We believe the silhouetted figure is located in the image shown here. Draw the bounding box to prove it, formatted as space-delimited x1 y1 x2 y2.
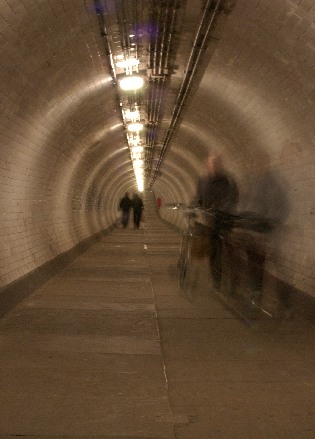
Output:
119 192 132 228
132 193 144 229
193 152 238 291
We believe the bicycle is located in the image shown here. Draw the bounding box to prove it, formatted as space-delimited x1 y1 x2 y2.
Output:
177 208 196 290
174 205 215 299
169 203 276 317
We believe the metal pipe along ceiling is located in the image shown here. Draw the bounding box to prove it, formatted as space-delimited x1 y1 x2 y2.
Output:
150 0 224 186
146 0 178 173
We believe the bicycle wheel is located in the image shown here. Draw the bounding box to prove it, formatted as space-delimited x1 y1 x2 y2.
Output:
177 232 189 287
178 239 193 302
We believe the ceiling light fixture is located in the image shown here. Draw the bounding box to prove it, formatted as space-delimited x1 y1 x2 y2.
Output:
128 123 143 132
132 152 142 160
119 76 144 91
133 160 144 168
137 181 144 192
116 59 140 69
128 134 141 146
124 110 140 121
131 146 144 153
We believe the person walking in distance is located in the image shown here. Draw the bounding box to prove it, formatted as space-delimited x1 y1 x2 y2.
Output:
132 193 144 229
119 192 132 228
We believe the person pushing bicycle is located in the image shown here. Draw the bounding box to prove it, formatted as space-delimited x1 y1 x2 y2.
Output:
191 151 239 292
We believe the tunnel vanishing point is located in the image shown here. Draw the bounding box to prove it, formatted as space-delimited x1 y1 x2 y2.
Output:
0 1 314 316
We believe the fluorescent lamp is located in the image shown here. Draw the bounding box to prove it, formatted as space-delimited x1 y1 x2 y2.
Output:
131 146 144 153
124 110 140 121
133 160 144 168
128 123 143 132
132 152 142 160
116 59 140 69
128 134 141 146
137 181 144 192
120 76 144 91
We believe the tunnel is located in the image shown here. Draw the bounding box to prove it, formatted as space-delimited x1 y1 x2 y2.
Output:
0 0 315 437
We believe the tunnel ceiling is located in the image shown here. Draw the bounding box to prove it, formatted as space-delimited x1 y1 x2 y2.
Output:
0 0 234 194
90 0 232 190
2 0 313 198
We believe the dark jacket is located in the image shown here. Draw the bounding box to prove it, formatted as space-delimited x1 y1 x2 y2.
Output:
132 196 144 213
119 196 132 212
195 173 238 212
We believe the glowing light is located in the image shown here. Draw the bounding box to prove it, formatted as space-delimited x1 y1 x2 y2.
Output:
116 58 140 69
131 146 144 153
133 159 144 168
132 152 142 160
124 110 140 121
128 123 143 132
137 180 144 192
128 134 141 146
115 54 124 60
119 76 144 91
135 171 144 192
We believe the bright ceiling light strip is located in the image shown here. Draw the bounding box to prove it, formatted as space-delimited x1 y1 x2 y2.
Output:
124 110 140 121
120 76 144 91
132 152 142 159
137 181 144 193
128 123 143 132
116 59 140 69
131 146 144 153
133 160 144 168
128 135 141 146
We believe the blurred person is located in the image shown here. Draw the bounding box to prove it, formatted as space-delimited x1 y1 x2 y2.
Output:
192 152 238 291
132 193 144 229
237 159 290 308
194 153 238 213
119 192 132 228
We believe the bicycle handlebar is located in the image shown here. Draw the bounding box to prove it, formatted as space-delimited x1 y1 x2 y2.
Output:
166 204 234 219
165 203 214 215
165 203 276 233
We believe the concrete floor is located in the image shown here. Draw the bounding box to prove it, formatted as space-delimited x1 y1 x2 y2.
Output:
0 197 315 438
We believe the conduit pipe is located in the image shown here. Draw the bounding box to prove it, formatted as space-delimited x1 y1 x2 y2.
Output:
151 0 224 185
94 0 117 80
146 0 178 168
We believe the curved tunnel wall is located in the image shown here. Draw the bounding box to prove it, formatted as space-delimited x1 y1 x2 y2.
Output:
0 1 314 301
156 0 315 296
0 4 130 288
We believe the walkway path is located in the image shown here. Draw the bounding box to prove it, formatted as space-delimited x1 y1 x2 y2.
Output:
0 195 315 438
